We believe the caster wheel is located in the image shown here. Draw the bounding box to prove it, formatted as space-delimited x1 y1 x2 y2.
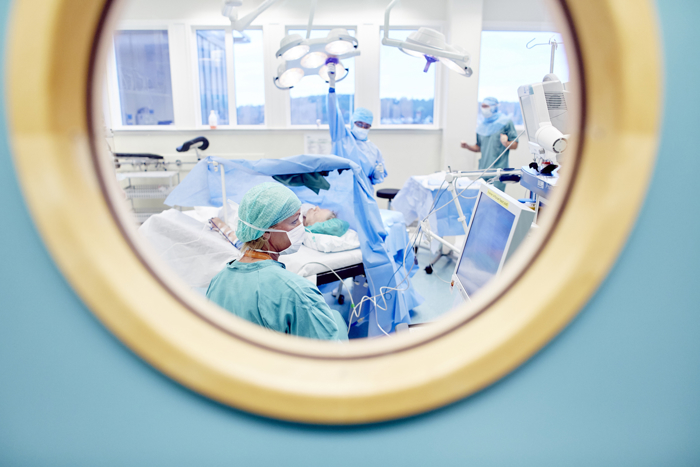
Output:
338 295 345 305
425 265 433 274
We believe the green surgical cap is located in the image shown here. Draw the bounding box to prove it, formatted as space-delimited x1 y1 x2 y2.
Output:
306 218 349 237
236 182 302 243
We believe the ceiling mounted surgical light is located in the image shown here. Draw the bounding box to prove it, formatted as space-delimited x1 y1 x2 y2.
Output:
383 0 473 77
318 59 349 82
275 63 305 88
325 28 358 55
273 1 360 90
300 51 328 69
278 34 310 61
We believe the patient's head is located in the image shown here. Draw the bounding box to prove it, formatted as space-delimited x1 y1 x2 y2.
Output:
303 205 349 237
303 206 335 227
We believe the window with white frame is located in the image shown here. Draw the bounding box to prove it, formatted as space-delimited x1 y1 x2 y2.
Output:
233 30 265 125
196 30 229 125
288 28 355 126
114 30 175 126
195 29 266 126
379 29 436 125
477 31 569 125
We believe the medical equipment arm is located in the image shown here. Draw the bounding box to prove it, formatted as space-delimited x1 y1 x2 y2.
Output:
223 0 282 31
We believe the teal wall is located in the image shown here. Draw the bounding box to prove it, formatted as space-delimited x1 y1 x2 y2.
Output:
1 1 698 465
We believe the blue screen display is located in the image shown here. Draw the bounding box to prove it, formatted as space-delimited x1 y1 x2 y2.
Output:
456 194 516 297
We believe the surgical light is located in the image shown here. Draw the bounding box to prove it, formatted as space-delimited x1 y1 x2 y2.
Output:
404 27 446 51
324 28 357 55
301 51 328 69
274 64 304 89
438 45 473 76
383 0 473 77
272 2 360 90
318 60 349 82
278 34 309 61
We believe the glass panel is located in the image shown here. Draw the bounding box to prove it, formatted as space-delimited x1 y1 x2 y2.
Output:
233 30 265 125
478 31 569 125
196 30 229 125
379 29 435 125
288 29 355 125
114 30 174 126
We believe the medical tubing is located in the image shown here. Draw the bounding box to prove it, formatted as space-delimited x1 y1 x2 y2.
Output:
429 130 525 218
391 132 524 296
298 261 356 309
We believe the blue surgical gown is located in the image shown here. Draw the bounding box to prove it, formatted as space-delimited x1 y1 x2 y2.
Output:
206 260 348 341
327 90 387 187
476 120 518 192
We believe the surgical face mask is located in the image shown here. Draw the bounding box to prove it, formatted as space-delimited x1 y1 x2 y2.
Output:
352 125 369 141
239 218 305 255
480 106 494 118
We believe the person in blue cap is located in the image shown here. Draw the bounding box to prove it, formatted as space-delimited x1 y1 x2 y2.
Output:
327 85 387 189
206 182 348 341
461 97 519 192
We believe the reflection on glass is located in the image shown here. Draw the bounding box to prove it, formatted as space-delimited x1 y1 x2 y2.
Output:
455 194 515 297
114 30 174 126
99 0 574 342
288 29 355 125
379 29 435 125
233 30 265 125
478 31 569 125
197 30 229 125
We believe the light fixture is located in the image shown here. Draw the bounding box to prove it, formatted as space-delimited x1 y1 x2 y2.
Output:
324 28 358 55
438 44 471 75
403 28 446 51
300 51 328 69
274 63 304 89
318 59 349 82
382 0 473 77
277 34 310 61
272 4 360 90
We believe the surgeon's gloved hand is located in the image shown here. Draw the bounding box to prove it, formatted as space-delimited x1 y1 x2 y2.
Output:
500 133 510 147
375 163 385 176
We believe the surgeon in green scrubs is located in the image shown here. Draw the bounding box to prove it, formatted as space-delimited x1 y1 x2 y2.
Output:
206 182 348 341
461 97 519 192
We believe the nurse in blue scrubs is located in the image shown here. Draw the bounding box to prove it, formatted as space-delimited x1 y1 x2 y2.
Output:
327 86 387 189
206 182 348 341
461 97 519 192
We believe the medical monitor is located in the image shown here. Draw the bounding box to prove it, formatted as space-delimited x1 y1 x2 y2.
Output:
451 184 535 302
518 74 570 162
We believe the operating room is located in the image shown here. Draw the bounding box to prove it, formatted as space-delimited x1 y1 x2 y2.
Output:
102 0 575 340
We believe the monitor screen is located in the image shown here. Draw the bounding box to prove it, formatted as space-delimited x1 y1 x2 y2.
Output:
455 194 516 297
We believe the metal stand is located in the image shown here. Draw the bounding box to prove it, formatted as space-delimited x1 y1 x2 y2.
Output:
212 161 228 225
417 169 521 273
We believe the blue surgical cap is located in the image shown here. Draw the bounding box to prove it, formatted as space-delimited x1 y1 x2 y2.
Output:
306 218 350 237
236 182 302 243
483 96 499 107
351 107 373 126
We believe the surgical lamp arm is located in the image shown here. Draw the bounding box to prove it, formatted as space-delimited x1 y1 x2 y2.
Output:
384 0 400 42
226 0 281 31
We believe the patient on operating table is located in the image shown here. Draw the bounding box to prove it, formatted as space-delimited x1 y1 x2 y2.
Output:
301 205 349 237
209 204 349 245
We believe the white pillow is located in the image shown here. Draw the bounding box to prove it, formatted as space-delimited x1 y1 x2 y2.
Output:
303 229 360 253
